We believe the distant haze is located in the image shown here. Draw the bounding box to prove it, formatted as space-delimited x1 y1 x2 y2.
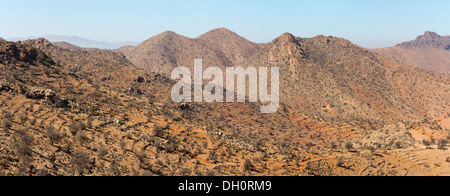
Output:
7 35 140 49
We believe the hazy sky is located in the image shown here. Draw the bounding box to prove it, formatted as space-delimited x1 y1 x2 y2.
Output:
1 0 450 48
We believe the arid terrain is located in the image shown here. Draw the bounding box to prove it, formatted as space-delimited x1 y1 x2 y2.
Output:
0 29 449 176
374 31 450 74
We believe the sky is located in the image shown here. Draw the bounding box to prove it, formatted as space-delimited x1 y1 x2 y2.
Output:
1 0 450 48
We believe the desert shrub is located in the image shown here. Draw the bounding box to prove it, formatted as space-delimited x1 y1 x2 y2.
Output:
109 163 120 176
134 151 147 168
46 125 61 145
330 142 338 149
36 169 51 176
437 140 448 150
70 153 90 176
75 132 89 144
36 54 46 63
423 140 432 147
2 111 13 119
69 121 87 135
2 119 12 130
19 114 28 124
12 129 34 172
205 170 215 176
243 159 254 171
152 125 165 138
336 157 345 168
304 161 333 176
119 140 127 150
164 138 179 153
179 168 192 176
29 117 36 125
345 142 354 151
90 90 103 99
96 147 108 158
43 68 52 76
395 141 403 149
43 58 55 66
15 129 33 145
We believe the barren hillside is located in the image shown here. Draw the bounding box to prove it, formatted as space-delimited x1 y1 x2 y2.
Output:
374 32 450 74
243 33 449 127
0 32 449 176
117 28 262 75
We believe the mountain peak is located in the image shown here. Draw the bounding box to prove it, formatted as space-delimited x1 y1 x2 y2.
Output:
197 28 242 40
206 27 235 34
397 31 450 49
421 31 441 39
272 33 297 45
149 31 179 40
139 31 184 44
160 31 178 36
279 32 295 40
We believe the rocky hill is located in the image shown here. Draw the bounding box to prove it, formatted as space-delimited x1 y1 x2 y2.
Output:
243 33 449 127
117 28 262 75
374 32 450 74
18 38 150 92
397 31 450 49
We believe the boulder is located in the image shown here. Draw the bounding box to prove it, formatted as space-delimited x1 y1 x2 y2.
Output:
25 87 71 108
26 87 48 99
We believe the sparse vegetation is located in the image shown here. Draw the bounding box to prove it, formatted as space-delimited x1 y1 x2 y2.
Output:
345 142 354 151
152 125 165 138
46 124 62 145
437 140 448 150
0 30 448 176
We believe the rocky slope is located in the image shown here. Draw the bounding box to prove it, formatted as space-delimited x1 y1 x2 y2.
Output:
1 32 449 176
374 32 450 74
18 38 151 92
0 39 313 176
243 33 449 128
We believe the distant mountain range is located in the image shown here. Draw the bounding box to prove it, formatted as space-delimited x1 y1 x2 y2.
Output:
6 34 140 49
374 31 450 74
